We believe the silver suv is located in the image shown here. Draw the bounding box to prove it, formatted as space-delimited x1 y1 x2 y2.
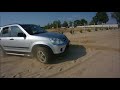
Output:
0 24 70 64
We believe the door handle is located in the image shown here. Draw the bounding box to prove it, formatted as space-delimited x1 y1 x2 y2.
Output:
10 38 14 40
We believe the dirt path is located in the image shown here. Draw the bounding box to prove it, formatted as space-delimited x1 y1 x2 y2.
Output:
0 29 120 78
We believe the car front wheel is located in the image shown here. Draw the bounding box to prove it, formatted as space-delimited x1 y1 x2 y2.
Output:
0 46 6 57
35 47 53 64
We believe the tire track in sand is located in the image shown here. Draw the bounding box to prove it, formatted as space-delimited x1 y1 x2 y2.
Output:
46 51 101 78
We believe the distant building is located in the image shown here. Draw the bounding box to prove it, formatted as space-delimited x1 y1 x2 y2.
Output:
76 24 118 29
61 27 66 28
69 26 74 28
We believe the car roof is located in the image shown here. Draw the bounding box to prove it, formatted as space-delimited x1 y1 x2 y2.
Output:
0 23 20 27
0 24 39 28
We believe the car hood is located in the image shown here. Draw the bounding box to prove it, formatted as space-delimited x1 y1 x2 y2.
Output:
33 32 66 39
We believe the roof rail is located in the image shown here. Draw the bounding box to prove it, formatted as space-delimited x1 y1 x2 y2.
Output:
0 23 20 27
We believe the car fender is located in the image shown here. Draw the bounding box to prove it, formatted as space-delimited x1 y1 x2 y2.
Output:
30 41 54 52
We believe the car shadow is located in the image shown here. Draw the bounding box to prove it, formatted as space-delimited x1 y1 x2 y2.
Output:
1 44 87 64
50 44 87 64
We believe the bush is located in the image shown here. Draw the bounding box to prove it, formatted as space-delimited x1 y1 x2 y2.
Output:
95 28 98 31
80 30 83 33
70 30 74 34
87 29 91 32
106 28 109 30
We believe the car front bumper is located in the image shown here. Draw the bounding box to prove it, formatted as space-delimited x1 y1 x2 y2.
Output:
52 40 70 54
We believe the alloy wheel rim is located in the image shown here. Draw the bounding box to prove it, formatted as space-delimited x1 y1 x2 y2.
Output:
37 50 46 62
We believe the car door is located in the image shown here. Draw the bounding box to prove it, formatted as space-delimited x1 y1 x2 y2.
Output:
0 27 11 50
7 25 31 52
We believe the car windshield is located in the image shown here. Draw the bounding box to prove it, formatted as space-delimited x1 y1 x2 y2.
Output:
20 24 47 35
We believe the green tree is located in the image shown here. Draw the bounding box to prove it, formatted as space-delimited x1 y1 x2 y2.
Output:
89 20 94 25
90 16 98 25
80 19 88 25
52 20 61 28
96 12 109 24
74 20 81 27
90 12 109 25
44 23 54 29
69 21 73 27
62 21 68 28
57 20 61 28
44 23 50 29
111 12 120 24
50 23 53 28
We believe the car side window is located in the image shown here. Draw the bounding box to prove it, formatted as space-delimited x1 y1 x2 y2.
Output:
1 27 10 37
10 26 24 37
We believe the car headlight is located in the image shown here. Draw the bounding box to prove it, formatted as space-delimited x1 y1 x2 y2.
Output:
49 38 64 45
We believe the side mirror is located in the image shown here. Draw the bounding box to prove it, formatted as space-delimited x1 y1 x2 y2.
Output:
17 33 26 38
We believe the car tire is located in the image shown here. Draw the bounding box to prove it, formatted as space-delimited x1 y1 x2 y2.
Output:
35 47 53 64
0 46 6 58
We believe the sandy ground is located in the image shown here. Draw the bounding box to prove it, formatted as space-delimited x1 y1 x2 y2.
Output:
0 29 120 78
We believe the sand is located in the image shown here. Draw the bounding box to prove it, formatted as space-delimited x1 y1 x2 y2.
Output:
0 29 120 78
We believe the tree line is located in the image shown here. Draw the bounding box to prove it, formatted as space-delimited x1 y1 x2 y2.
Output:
43 12 120 29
